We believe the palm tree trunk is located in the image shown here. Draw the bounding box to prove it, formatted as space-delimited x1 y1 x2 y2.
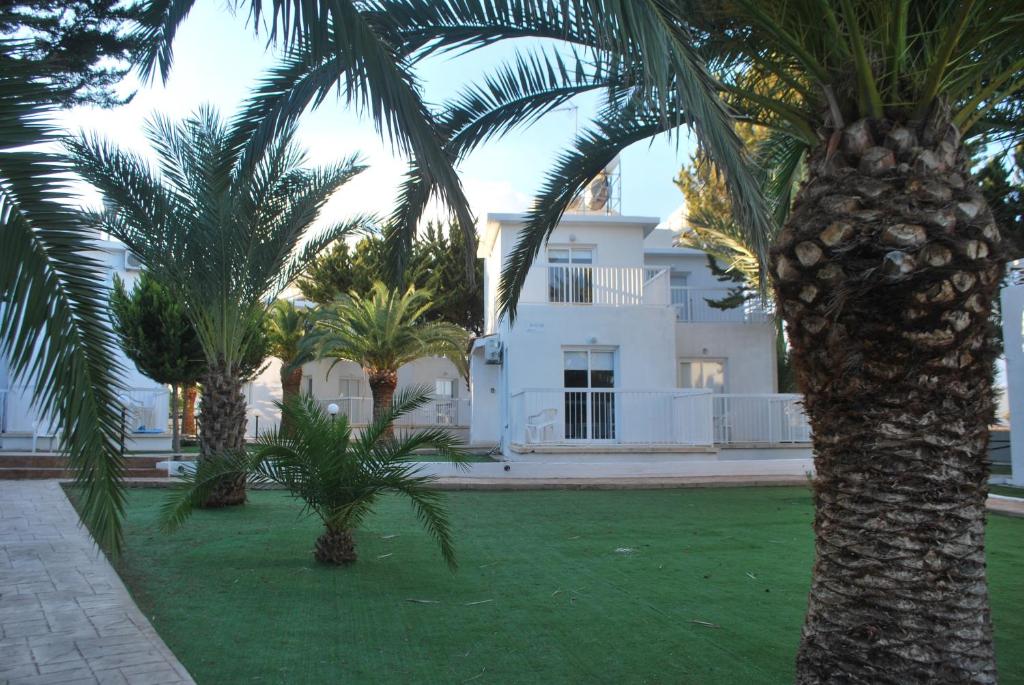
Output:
183 383 197 436
198 360 248 507
170 383 180 453
771 112 1002 683
280 364 302 434
367 368 398 428
314 525 357 565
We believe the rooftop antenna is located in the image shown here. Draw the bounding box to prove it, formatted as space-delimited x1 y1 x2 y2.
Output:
553 103 622 215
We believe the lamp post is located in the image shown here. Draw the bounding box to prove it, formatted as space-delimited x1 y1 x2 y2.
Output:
327 403 339 423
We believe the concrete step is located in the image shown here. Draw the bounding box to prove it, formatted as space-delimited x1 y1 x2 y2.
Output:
0 455 165 469
0 454 168 479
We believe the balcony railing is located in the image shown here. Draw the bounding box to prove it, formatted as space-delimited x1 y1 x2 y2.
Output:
510 388 715 446
671 287 772 323
509 389 810 448
0 385 169 435
316 396 471 428
519 264 670 307
712 394 810 444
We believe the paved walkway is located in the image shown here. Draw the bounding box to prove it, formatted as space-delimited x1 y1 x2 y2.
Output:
0 481 194 685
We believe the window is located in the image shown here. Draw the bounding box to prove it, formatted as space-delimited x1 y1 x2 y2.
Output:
678 359 726 393
338 377 362 398
302 375 313 396
434 379 456 398
548 247 594 303
563 348 616 440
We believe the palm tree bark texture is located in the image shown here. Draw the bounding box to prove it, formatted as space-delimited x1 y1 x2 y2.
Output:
367 368 398 426
315 527 357 565
280 365 303 434
198 360 248 507
771 112 1003 683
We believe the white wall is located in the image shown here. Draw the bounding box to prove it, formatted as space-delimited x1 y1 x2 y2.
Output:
1001 271 1024 486
675 323 778 394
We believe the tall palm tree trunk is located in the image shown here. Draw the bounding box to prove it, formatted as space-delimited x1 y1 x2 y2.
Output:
771 113 1003 683
183 384 197 436
198 360 248 507
367 368 398 429
280 365 303 434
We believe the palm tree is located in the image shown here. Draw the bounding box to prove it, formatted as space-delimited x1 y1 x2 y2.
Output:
68 107 372 507
305 282 470 424
265 299 312 433
139 2 1022 679
0 41 128 552
161 389 465 567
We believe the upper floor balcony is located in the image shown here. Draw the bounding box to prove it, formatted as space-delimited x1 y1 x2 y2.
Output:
516 263 772 323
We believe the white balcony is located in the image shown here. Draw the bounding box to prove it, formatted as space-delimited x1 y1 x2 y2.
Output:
671 287 772 323
509 389 810 449
519 264 670 307
316 396 471 428
511 388 715 447
712 394 810 445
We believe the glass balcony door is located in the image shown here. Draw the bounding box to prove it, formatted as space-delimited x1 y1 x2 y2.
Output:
563 349 616 441
548 247 594 303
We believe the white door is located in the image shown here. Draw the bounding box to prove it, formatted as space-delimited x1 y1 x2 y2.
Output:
548 247 594 303
563 349 616 441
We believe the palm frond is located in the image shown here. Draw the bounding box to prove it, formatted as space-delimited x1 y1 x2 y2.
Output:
0 44 128 552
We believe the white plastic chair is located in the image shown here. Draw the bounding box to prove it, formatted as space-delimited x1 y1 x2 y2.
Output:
31 420 57 452
525 408 558 444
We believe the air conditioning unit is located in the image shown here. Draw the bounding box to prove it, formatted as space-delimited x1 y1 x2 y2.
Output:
483 338 503 365
124 251 144 271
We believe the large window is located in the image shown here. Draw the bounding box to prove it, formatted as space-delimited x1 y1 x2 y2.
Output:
678 359 726 393
548 247 594 304
338 377 362 397
564 348 616 440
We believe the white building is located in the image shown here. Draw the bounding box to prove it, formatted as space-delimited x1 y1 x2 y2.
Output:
0 238 171 452
1000 260 1023 486
468 212 813 473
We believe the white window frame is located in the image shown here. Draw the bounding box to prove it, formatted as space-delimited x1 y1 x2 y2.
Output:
677 358 728 393
562 346 618 442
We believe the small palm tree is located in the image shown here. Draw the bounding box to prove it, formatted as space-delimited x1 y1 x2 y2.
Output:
265 299 312 433
68 106 372 507
161 389 465 567
305 282 470 423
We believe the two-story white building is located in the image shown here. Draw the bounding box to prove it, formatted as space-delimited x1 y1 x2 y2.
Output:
468 212 813 474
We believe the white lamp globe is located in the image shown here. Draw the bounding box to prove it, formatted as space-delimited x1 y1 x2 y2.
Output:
327 403 340 416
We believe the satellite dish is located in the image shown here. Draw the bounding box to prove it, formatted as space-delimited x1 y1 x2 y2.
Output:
566 156 620 214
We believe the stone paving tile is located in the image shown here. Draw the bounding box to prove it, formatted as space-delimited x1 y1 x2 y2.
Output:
0 481 194 684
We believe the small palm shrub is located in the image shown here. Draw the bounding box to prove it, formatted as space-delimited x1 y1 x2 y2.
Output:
161 389 466 567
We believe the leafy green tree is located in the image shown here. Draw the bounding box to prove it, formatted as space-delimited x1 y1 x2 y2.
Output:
109 272 204 451
161 390 465 567
264 299 311 433
69 106 370 507
0 1 144 107
304 283 470 426
298 223 483 334
141 0 1023 677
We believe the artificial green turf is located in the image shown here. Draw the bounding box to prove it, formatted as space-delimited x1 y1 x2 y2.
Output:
102 487 1023 685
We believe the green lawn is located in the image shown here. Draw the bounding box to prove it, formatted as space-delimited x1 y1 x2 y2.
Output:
101 488 1022 684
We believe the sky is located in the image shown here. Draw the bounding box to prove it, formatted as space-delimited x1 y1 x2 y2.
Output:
57 0 695 233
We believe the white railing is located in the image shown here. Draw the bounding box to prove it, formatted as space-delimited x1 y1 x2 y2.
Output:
0 385 169 436
671 287 772 323
510 388 714 446
317 396 471 428
118 388 170 434
713 394 811 444
519 264 670 307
